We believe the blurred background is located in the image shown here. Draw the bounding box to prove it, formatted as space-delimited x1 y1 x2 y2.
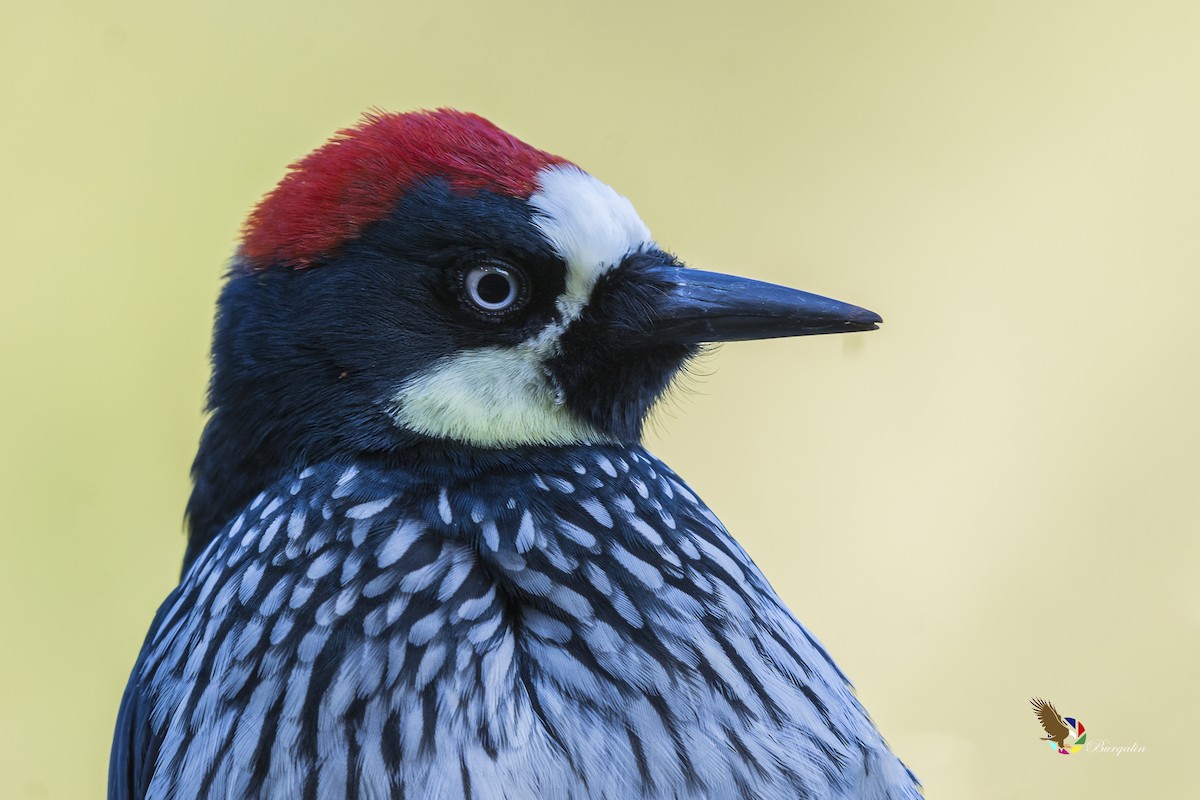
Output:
2 0 1197 796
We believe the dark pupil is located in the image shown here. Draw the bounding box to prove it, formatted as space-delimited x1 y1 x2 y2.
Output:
477 272 512 304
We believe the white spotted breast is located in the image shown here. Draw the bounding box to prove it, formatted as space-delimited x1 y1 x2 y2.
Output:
125 447 920 800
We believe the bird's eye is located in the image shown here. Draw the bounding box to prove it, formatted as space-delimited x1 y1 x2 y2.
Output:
460 261 527 317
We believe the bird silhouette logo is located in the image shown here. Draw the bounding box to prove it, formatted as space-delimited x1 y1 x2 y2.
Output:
1031 698 1087 755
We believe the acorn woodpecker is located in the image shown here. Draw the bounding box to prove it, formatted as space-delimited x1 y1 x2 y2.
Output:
110 110 921 799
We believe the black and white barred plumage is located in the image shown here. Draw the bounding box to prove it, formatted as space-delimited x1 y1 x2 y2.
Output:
114 449 917 799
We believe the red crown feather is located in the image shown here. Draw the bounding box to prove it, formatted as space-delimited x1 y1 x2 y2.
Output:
242 109 570 270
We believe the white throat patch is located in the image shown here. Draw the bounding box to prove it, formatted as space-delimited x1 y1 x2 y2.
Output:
390 165 654 447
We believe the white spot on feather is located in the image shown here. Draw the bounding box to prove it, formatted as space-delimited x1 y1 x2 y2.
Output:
628 514 664 547
377 520 421 567
611 543 664 589
455 587 496 622
515 511 537 553
580 498 613 528
306 551 338 580
286 510 306 541
238 561 265 604
347 496 393 519
415 642 447 688
408 610 445 645
481 521 500 552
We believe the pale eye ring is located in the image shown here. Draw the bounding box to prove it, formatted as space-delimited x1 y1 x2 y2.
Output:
463 263 524 313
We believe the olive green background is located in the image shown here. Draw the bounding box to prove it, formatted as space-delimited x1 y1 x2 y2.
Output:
2 1 1197 797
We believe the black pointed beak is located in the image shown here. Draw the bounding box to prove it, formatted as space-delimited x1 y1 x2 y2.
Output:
638 265 882 344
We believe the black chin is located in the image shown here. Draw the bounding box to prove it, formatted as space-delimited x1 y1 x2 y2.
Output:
548 252 698 442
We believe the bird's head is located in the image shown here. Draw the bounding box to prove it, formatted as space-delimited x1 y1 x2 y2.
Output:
188 109 879 561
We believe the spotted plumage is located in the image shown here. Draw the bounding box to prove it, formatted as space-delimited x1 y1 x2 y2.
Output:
111 110 919 799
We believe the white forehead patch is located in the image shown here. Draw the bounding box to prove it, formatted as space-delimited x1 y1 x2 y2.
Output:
529 164 653 324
